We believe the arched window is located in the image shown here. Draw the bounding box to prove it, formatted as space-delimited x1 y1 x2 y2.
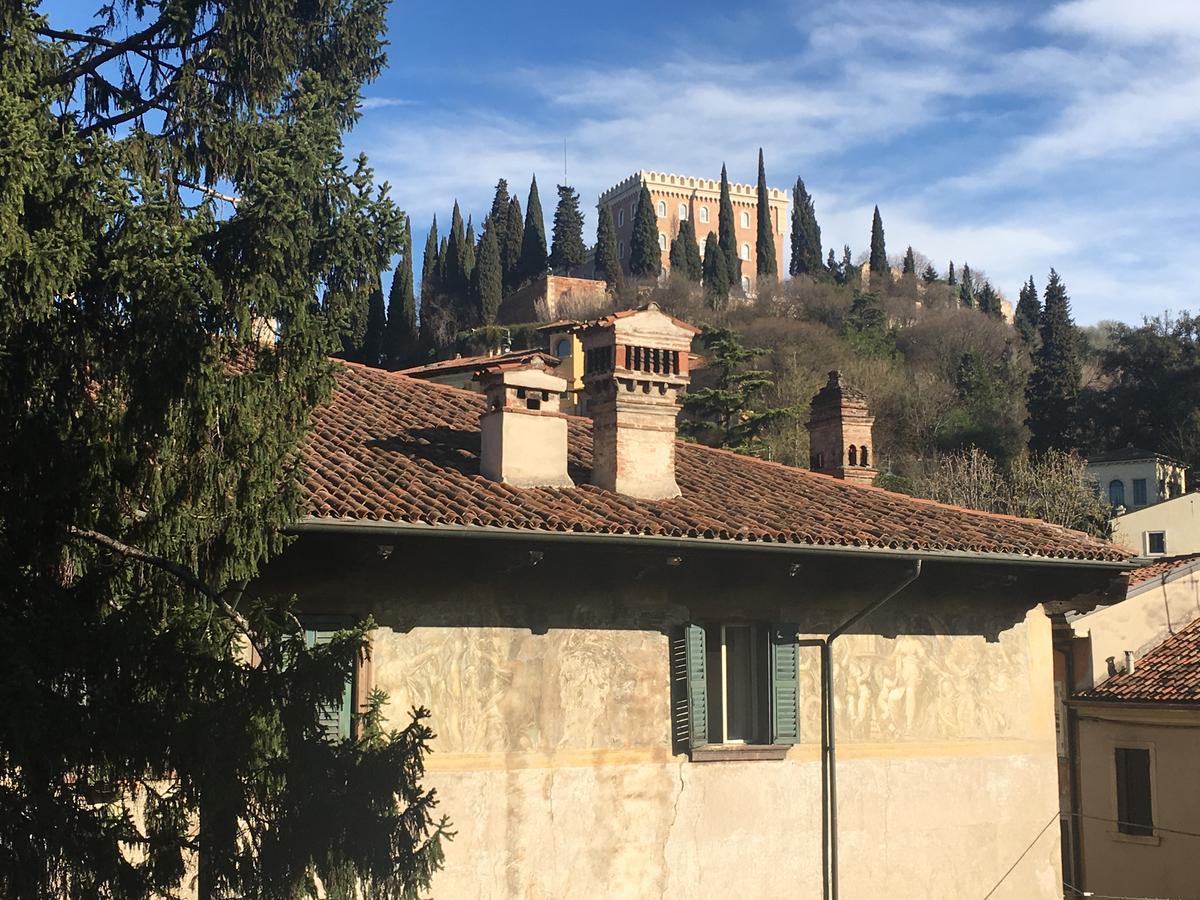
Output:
741 211 750 229
656 200 666 217
678 202 688 220
1108 480 1126 507
618 208 625 227
740 275 751 293
860 445 869 466
848 446 858 466
554 338 571 357
658 233 667 251
699 206 709 224
618 241 624 259
740 243 750 261
697 240 705 258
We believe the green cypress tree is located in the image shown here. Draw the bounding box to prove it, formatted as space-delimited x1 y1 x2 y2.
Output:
826 247 839 280
489 178 510 254
444 201 466 298
629 183 662 280
947 261 957 286
840 245 855 286
680 217 703 282
361 276 387 366
755 148 777 280
669 231 689 275
789 176 824 277
593 204 622 291
1014 276 1040 344
419 217 441 353
868 205 891 288
921 262 938 284
382 218 418 368
902 246 916 276
1 6 446 898
959 264 976 308
502 196 524 294
473 218 503 325
463 215 476 286
703 231 731 308
718 163 741 290
1026 269 1082 452
517 175 548 286
549 184 586 276
976 280 1002 318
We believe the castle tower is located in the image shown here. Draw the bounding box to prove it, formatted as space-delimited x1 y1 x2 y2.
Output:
807 370 877 487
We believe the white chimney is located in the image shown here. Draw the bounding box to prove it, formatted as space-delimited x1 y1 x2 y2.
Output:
476 359 573 488
580 303 697 500
1124 650 1136 675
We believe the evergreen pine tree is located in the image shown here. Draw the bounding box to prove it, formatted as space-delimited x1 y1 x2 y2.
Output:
921 262 938 284
902 246 916 276
680 217 703 282
718 163 741 291
827 247 839 280
947 261 956 286
840 245 855 286
339 286 371 360
1026 269 1082 452
419 217 441 352
959 264 976 308
669 232 689 275
594 204 622 291
444 201 467 298
548 184 586 276
489 179 510 254
473 218 503 325
1 7 446 896
755 148 777 280
502 197 524 294
869 205 891 288
1014 276 1040 344
383 218 418 368
629 183 662 280
361 276 387 366
703 232 731 308
976 281 1002 318
517 175 548 286
463 215 476 286
790 176 824 277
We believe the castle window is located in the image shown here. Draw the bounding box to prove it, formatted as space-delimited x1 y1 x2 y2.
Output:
741 211 750 229
659 233 667 251
678 203 688 221
656 200 666 217
740 243 750 261
618 240 624 259
848 446 858 466
741 275 750 293
699 206 709 224
618 208 625 227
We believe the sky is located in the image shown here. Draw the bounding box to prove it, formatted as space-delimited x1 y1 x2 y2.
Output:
41 0 1200 324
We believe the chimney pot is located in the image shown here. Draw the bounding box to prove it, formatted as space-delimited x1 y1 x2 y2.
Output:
476 359 573 488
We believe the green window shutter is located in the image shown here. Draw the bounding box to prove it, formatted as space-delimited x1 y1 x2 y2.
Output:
770 623 800 745
303 618 355 741
684 622 708 750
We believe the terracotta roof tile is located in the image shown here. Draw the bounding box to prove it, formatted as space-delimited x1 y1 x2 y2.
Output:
301 361 1132 563
1128 553 1200 587
1079 616 1200 704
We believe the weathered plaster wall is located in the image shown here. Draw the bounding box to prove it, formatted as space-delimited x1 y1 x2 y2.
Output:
261 536 1092 899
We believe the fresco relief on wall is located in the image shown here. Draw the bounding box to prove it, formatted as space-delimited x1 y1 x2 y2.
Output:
799 612 1029 743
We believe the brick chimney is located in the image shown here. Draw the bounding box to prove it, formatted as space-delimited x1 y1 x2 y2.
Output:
807 370 877 486
476 358 573 488
581 303 698 499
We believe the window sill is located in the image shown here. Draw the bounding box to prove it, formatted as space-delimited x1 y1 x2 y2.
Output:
691 744 790 762
1108 829 1161 846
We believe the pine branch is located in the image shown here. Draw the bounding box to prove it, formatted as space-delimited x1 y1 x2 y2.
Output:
43 20 169 86
65 525 262 655
177 180 240 206
77 80 177 135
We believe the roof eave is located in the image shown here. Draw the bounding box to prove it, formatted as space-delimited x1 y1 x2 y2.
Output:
289 516 1137 570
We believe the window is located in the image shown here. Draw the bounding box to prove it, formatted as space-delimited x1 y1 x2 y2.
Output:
301 617 356 741
699 206 709 224
554 338 571 358
630 203 636 223
860 445 869 466
678 202 688 221
679 622 799 751
740 210 750 229
1146 531 1167 555
1132 478 1148 506
740 243 750 261
741 275 751 293
656 200 666 217
618 208 625 227
618 240 624 259
1108 480 1125 507
1115 747 1154 836
848 446 857 466
658 232 667 251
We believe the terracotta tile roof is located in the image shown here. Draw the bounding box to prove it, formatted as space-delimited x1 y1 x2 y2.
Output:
1078 617 1200 704
300 361 1133 563
1129 553 1200 587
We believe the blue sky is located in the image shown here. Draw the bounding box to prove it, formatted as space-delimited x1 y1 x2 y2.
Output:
41 0 1200 323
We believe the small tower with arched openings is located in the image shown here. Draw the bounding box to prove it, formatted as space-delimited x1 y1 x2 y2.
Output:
807 370 877 487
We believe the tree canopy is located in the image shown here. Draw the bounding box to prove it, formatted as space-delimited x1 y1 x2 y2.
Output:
789 176 824 277
548 183 585 276
1026 269 1082 453
0 2 447 897
755 149 777 280
629 183 661 280
517 175 548 286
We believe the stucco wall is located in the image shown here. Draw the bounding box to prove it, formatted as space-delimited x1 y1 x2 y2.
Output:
261 536 1100 899
1074 708 1200 898
1112 493 1200 557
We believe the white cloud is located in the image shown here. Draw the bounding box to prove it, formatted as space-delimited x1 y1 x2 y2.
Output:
1044 0 1200 44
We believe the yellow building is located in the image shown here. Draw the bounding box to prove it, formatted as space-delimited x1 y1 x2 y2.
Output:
597 170 788 295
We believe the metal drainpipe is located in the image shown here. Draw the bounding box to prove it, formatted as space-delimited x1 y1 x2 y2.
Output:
810 560 922 900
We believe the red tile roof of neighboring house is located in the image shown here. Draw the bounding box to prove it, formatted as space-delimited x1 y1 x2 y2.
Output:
300 361 1133 563
1078 616 1200 704
1128 553 1200 587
